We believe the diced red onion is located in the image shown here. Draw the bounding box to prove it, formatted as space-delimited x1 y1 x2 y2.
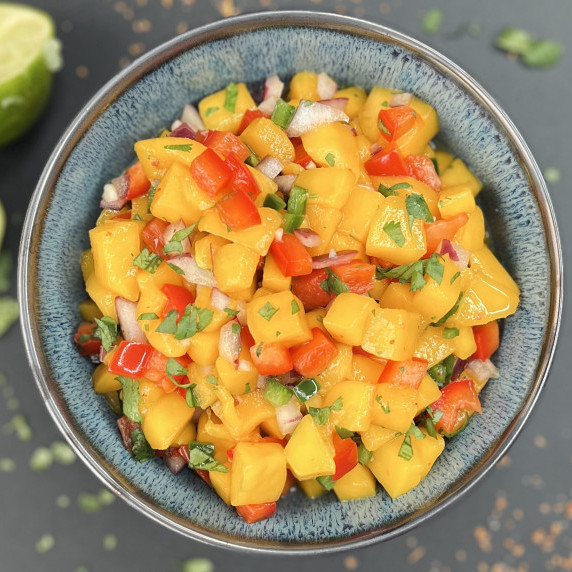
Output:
100 181 128 210
180 103 205 131
274 228 284 242
465 358 499 384
305 160 317 169
319 97 348 111
115 297 147 343
439 239 471 270
286 100 349 138
312 250 357 269
164 455 186 474
390 92 413 107
168 255 218 288
238 360 253 372
98 345 108 364
258 96 278 116
316 72 338 99
210 287 231 311
275 399 303 435
163 221 192 255
274 175 297 194
451 358 469 381
256 156 283 179
169 122 196 139
294 228 321 247
219 320 242 366
263 74 284 101
369 142 383 156
117 416 141 454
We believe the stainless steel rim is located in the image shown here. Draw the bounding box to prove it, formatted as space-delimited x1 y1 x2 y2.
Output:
18 10 563 555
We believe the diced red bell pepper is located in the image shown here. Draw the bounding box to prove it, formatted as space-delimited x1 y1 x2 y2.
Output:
74 322 101 356
250 342 293 375
291 268 333 311
291 137 314 168
139 350 191 385
406 154 442 190
124 161 151 199
378 358 428 388
431 378 482 434
364 147 408 176
236 502 277 524
471 321 500 361
290 328 339 377
225 152 260 198
197 130 251 162
332 430 358 481
216 188 261 230
190 148 232 197
377 106 416 140
269 234 313 277
142 218 170 257
107 340 154 378
237 109 265 135
333 260 376 294
424 213 469 254
111 210 132 220
161 284 195 319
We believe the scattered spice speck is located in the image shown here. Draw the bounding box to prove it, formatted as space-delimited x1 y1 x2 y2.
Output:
35 534 55 554
76 65 89 79
422 9 444 35
408 546 426 564
180 558 214 572
344 555 359 570
0 458 15 472
103 534 118 551
534 435 548 449
544 167 562 184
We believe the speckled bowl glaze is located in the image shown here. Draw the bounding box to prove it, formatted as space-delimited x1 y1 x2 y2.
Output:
19 11 562 553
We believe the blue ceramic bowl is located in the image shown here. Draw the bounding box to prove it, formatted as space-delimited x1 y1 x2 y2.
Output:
19 12 562 553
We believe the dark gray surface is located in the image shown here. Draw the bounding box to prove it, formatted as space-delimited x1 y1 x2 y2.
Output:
0 1 570 570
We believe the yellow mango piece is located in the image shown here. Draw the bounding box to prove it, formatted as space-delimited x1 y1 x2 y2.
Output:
433 149 454 173
280 161 304 176
285 415 335 480
262 252 291 292
454 205 485 252
305 308 327 333
260 413 287 440
150 161 204 226
193 285 232 333
369 278 390 301
198 82 256 134
131 194 152 222
138 378 164 417
230 442 287 506
240 117 295 163
81 249 94 282
216 356 258 396
453 326 477 359
248 164 277 204
92 363 122 394
213 243 260 294
366 195 427 265
90 220 143 301
371 383 418 433
358 86 398 141
352 354 386 385
370 175 440 219
333 463 377 501
304 203 342 257
328 231 368 262
96 207 128 226
413 325 456 367
412 255 463 322
334 86 367 119
416 374 442 414
295 167 355 210
359 424 399 452
197 410 236 463
246 290 311 347
323 292 378 346
210 467 232 505
325 380 374 432
193 234 230 271
85 273 116 322
142 392 194 450
171 422 197 447
315 343 353 394
299 478 327 499
288 71 319 101
437 184 476 219
79 299 102 322
187 330 220 366
379 282 416 312
338 185 383 243
231 279 257 302
198 207 282 256
301 122 361 177
361 307 423 361
395 96 439 157
440 158 482 196
416 428 445 480
134 137 206 181
188 364 220 409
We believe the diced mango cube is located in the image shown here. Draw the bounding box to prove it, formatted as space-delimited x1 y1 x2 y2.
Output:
92 363 122 394
194 234 230 270
351 354 386 385
333 463 377 501
85 273 117 321
453 326 477 359
216 356 258 395
437 184 476 219
298 478 327 499
415 374 442 414
295 167 355 210
304 203 342 257
371 383 418 433
379 282 416 312
454 205 485 252
213 243 259 294
240 117 295 163
440 158 482 196
325 380 374 432
359 424 399 452
288 71 319 101
413 325 456 367
314 343 353 394
262 253 292 292
210 468 232 505
323 292 378 346
338 185 383 244
198 83 256 134
334 86 367 119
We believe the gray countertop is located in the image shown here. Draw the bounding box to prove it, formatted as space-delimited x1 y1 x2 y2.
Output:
1 1 571 570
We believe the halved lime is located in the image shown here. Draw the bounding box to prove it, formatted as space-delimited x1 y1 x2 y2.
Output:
0 3 62 147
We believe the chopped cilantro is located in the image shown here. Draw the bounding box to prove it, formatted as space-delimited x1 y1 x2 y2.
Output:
147 185 157 212
291 299 300 314
162 221 199 255
383 220 405 247
431 292 463 327
157 305 213 340
165 358 189 386
405 193 434 230
308 397 343 425
427 354 456 387
93 316 118 351
244 383 251 394
224 307 239 318
377 117 391 136
35 534 55 554
375 395 390 414
325 153 336 166
495 28 562 68
443 327 459 339
335 426 354 439
186 384 199 408
258 301 278 321
117 377 142 422
450 271 461 285
205 107 219 117
357 442 372 465
231 323 241 335
316 475 336 491
397 424 426 461
223 82 239 113
320 267 349 296
375 253 444 291
156 309 179 334
133 248 162 273
164 144 192 152
425 253 444 284
167 263 184 275
187 442 229 472
425 405 444 438
206 375 218 386
255 343 263 358
29 446 53 472
181 558 214 572
138 312 159 321
130 428 154 462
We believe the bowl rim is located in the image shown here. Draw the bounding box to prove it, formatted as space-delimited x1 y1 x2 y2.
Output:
18 10 563 554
